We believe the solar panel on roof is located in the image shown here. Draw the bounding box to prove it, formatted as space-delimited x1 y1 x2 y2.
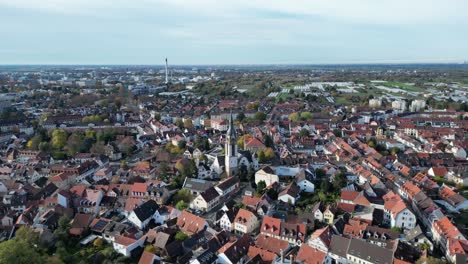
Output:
92 220 108 231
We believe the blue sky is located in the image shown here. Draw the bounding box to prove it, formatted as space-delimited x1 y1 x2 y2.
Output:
1 0 467 65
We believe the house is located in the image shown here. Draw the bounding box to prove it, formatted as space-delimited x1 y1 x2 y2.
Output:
323 206 336 224
438 184 468 212
383 191 416 230
113 235 145 257
247 246 277 264
242 194 272 216
128 200 160 229
328 235 351 264
310 202 324 222
138 251 160 264
233 208 259 235
432 216 465 252
190 186 221 212
405 225 433 251
215 176 240 197
255 166 279 186
428 167 448 178
295 170 315 193
216 207 239 232
307 226 332 252
176 210 208 235
447 238 468 264
76 189 104 215
447 169 468 187
94 167 113 181
260 216 281 238
278 183 301 205
69 213 94 236
279 222 306 245
217 235 252 264
296 244 326 264
255 234 290 256
190 249 217 264
182 178 215 196
346 238 394 264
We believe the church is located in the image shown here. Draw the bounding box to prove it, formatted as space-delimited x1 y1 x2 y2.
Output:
211 112 259 177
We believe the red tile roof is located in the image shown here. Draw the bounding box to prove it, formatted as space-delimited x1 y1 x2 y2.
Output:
337 202 356 213
255 234 289 255
138 251 156 264
247 246 276 263
235 208 256 225
433 216 462 239
341 190 360 202
176 210 207 235
296 244 326 264
260 216 281 236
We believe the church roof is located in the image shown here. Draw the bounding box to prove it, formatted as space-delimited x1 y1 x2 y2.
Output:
226 112 237 139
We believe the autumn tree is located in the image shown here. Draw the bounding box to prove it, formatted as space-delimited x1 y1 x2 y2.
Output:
51 129 67 150
263 147 275 161
289 112 300 122
183 119 193 128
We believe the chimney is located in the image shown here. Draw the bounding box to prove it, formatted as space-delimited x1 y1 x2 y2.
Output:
165 58 169 84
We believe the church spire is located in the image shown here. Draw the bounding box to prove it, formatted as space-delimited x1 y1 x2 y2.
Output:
227 111 236 139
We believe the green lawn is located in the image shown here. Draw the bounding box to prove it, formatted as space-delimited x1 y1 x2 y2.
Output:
381 81 425 92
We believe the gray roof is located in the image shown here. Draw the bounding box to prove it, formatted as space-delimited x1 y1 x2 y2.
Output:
347 238 393 264
405 225 424 241
329 235 350 258
183 178 214 192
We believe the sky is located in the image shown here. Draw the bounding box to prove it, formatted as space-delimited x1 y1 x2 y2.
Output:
0 0 468 65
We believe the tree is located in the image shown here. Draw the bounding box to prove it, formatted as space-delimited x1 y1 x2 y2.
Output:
315 169 326 179
237 134 251 150
257 150 266 163
236 112 246 122
298 128 310 138
236 164 248 182
175 200 188 210
264 147 275 161
93 238 103 248
183 119 193 128
144 245 156 254
28 134 43 150
175 118 184 129
66 133 83 156
332 128 342 137
300 111 313 120
254 112 267 121
263 134 274 148
0 237 45 264
178 140 187 149
51 129 67 150
320 179 331 193
0 226 46 264
256 180 267 194
175 159 197 178
173 189 193 204
175 232 189 241
54 216 71 244
332 173 347 190
288 112 300 122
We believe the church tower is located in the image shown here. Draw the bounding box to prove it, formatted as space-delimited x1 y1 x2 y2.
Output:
225 112 238 177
